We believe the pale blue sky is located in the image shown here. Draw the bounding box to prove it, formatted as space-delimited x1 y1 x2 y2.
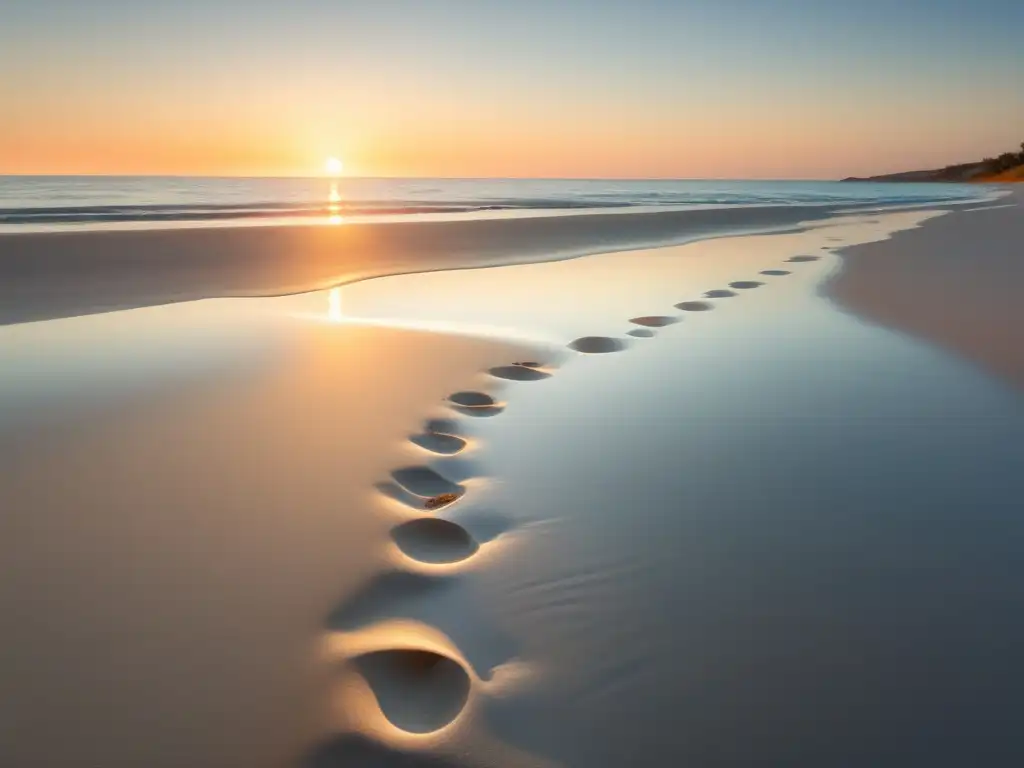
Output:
2 0 1021 177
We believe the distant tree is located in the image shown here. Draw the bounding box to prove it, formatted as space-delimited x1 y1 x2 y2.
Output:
997 153 1019 172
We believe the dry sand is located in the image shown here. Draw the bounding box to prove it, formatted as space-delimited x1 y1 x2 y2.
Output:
827 188 1024 390
0 310 544 768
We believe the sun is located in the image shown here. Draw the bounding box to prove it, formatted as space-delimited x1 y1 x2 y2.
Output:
325 156 343 176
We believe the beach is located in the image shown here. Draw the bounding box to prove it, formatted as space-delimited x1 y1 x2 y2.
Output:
2 185 1023 767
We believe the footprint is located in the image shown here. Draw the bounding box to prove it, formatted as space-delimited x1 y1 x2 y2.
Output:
703 289 737 299
383 468 466 510
448 391 496 408
410 432 467 456
327 570 518 679
674 301 713 312
568 336 628 354
447 391 504 417
787 255 820 262
377 482 462 512
627 329 655 338
353 649 471 734
488 365 551 382
392 518 480 564
392 466 464 498
760 269 791 276
729 280 764 290
629 316 679 328
424 418 464 437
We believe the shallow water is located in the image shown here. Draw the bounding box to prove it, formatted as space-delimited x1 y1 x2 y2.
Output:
0 176 987 229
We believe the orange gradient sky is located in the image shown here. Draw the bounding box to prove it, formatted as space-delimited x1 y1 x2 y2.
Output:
2 1 1022 178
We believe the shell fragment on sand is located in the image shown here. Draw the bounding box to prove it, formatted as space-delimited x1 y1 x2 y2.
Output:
425 492 460 510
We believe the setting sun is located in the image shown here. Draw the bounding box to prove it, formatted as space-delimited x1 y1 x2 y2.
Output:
325 157 343 176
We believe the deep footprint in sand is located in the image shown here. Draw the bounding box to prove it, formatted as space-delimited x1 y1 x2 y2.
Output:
675 301 714 312
760 269 791 276
447 391 505 417
629 316 680 328
787 255 821 262
729 280 764 290
391 467 465 506
392 518 480 564
704 289 737 299
627 328 656 338
568 336 629 354
488 365 551 382
353 649 471 734
410 432 467 456
424 417 464 436
377 482 464 512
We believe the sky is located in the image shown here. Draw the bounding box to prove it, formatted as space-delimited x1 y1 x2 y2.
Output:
1 0 1022 179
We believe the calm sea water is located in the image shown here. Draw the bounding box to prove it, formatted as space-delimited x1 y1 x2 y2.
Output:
0 176 989 228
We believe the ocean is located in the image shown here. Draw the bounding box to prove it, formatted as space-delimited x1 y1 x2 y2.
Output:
0 176 990 229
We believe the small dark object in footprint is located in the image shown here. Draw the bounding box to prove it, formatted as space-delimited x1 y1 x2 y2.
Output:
425 493 460 510
513 361 542 368
760 269 791 276
786 255 820 263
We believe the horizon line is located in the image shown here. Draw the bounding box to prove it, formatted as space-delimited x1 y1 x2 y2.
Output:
1 173 841 182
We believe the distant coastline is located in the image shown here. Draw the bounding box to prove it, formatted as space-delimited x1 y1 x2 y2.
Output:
843 141 1024 183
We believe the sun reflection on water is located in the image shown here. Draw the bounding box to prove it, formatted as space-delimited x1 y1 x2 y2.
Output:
327 183 344 224
327 288 343 322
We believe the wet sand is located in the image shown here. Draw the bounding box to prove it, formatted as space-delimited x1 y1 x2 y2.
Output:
3 197 1024 768
290 206 1024 767
0 203 883 325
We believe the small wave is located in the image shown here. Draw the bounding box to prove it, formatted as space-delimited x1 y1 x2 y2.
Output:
0 199 643 225
0 181 988 227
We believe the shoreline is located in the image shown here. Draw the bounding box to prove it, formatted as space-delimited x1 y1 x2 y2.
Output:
0 198 996 327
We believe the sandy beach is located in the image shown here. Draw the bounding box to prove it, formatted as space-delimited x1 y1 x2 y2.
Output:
2 188 1024 768
829 188 1024 390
